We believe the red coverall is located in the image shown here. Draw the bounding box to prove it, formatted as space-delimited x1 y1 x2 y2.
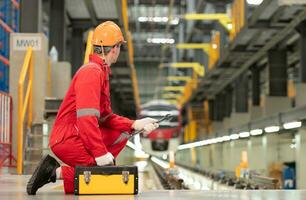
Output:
49 54 134 193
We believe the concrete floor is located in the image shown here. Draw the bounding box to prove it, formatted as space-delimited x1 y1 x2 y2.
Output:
1 174 306 200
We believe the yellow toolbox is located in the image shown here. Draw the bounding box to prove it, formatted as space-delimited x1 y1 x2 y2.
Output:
74 166 138 195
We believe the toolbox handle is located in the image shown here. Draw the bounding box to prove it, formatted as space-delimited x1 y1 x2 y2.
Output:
122 171 129 184
84 171 91 184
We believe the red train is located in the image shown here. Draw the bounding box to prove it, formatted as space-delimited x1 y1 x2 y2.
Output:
138 100 182 156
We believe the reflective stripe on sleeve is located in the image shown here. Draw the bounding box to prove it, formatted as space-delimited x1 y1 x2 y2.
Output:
112 132 130 146
77 108 100 118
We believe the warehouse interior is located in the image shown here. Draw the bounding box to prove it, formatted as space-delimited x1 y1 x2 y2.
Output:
1 0 306 199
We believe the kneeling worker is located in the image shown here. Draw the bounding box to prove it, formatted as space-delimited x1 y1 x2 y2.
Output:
27 21 159 195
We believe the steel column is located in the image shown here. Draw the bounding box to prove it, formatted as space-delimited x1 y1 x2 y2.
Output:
235 75 248 112
20 0 42 32
208 99 215 121
225 88 233 117
71 28 84 76
49 0 66 61
268 50 287 96
252 67 260 106
296 20 306 83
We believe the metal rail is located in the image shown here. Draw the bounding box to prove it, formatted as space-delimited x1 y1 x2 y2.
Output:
151 160 185 190
17 47 33 174
176 162 279 190
0 92 15 167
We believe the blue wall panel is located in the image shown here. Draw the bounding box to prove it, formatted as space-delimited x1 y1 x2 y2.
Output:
0 0 19 92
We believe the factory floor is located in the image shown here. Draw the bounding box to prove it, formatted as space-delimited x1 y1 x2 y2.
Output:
1 172 306 200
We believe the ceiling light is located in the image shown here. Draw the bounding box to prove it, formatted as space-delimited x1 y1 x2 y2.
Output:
246 0 263 5
212 44 218 49
222 136 231 141
230 134 239 140
239 132 250 138
138 16 148 22
216 137 224 143
250 129 263 136
147 38 175 44
264 126 280 133
177 140 205 150
208 138 216 144
227 23 233 30
283 121 302 129
171 18 180 25
138 16 179 25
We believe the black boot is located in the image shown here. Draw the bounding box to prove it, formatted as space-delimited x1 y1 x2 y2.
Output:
26 154 60 195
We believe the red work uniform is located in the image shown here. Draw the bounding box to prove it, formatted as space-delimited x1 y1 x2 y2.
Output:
49 54 134 193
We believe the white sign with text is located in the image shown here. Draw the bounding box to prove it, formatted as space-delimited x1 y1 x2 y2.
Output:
12 36 42 51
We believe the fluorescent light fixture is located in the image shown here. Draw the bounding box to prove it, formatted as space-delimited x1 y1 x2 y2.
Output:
246 0 263 5
222 136 231 141
210 138 218 144
138 16 179 25
198 140 210 146
147 38 175 44
178 133 249 150
283 121 302 130
250 129 263 136
264 126 280 133
227 23 233 30
230 134 239 140
138 16 148 22
239 132 250 138
171 17 180 25
177 140 205 150
177 137 218 150
151 156 169 169
216 137 224 143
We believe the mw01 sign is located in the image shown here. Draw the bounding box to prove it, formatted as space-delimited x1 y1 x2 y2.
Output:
12 36 42 51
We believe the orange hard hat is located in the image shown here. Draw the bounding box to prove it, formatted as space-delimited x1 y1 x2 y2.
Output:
92 21 126 47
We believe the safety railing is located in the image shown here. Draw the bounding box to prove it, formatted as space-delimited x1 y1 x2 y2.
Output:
122 0 141 111
17 47 33 174
0 92 15 168
84 30 93 64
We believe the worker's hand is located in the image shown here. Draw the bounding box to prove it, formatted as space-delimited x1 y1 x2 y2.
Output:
143 123 159 137
95 152 114 166
132 118 158 131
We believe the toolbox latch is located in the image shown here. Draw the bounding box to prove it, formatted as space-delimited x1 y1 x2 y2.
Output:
122 171 129 184
84 171 91 185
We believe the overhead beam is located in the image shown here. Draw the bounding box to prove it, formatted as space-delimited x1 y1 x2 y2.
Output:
167 76 191 82
184 13 232 31
161 62 205 77
83 0 98 26
70 19 118 29
176 43 210 54
163 86 185 92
